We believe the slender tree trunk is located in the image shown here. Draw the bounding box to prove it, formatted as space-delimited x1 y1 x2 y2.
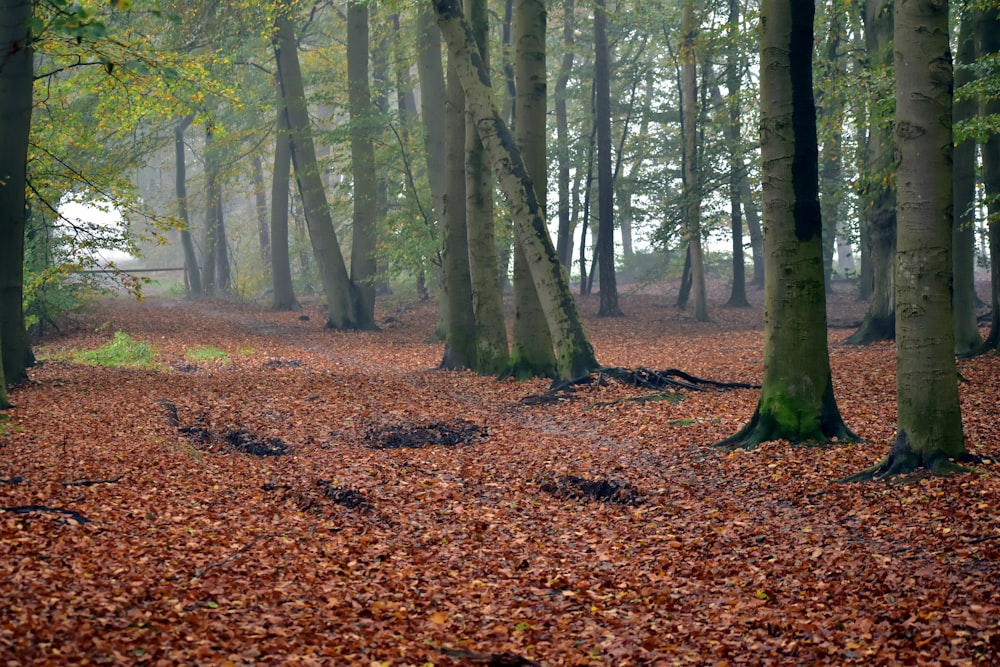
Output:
433 0 599 380
510 0 557 379
274 4 372 329
465 0 510 374
848 0 966 479
215 195 230 294
848 0 896 343
174 115 202 298
719 0 855 449
818 2 845 289
681 0 708 321
252 154 271 262
594 0 623 317
440 54 478 369
347 1 378 323
271 101 298 311
555 0 575 269
0 0 33 394
724 0 748 307
202 124 219 295
979 7 1000 351
953 7 982 354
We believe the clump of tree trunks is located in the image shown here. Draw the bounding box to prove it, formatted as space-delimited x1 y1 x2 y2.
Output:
536 474 644 507
520 367 757 405
363 419 487 450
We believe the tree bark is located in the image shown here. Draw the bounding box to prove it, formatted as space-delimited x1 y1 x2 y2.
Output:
680 0 708 321
274 4 373 330
554 0 575 269
723 0 748 307
252 154 271 262
509 0 557 379
978 8 1000 351
718 0 855 450
270 100 298 311
174 115 202 298
847 0 966 479
594 0 622 317
432 0 599 380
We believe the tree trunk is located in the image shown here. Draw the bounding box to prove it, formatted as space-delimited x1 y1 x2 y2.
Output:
432 0 599 380
252 154 271 262
817 2 845 289
979 8 1000 351
274 4 373 330
681 0 708 322
509 0 557 379
201 124 219 295
440 54 478 370
952 7 982 355
718 0 855 450
0 0 33 393
270 101 298 311
416 8 448 227
723 0 748 307
465 0 510 375
594 0 623 317
848 0 966 479
347 1 378 323
847 0 896 343
554 0 575 269
174 115 202 298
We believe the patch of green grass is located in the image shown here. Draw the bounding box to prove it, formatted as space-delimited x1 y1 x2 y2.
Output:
238 346 256 356
72 331 158 368
185 346 230 364
0 414 22 437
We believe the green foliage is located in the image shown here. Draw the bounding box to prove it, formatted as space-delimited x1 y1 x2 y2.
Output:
69 331 158 368
184 346 230 364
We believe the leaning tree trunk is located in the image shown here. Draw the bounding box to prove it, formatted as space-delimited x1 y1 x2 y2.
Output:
847 0 966 480
274 4 373 330
718 0 855 450
509 0 557 380
432 0 599 380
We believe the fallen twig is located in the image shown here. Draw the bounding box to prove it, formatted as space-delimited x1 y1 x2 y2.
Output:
63 475 123 487
0 477 26 485
1 505 91 524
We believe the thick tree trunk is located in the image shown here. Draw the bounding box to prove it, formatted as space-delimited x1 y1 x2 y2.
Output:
174 115 202 298
347 2 378 323
952 8 982 355
594 0 622 317
270 103 298 311
440 56 478 370
848 0 966 479
465 0 510 375
718 0 855 450
274 5 372 330
0 0 32 395
433 0 599 380
509 0 557 379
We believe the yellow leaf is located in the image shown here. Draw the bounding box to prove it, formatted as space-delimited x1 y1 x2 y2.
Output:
428 610 448 625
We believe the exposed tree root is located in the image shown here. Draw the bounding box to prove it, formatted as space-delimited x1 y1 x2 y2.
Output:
1 505 91 525
842 451 982 483
521 366 756 405
715 404 858 451
63 476 123 487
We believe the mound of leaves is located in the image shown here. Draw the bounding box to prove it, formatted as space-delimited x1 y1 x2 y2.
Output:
537 474 645 506
364 418 487 450
316 479 371 511
224 429 290 457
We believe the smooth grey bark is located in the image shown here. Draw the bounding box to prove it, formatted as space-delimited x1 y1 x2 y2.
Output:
174 115 202 297
347 1 378 322
465 0 510 375
252 154 270 261
274 5 372 329
723 0 748 307
719 0 855 449
270 103 298 311
979 8 1000 351
416 8 448 226
554 0 575 268
432 0 599 380
594 0 622 317
680 0 708 321
509 0 557 379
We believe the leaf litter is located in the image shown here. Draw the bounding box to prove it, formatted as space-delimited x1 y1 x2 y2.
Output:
0 282 998 665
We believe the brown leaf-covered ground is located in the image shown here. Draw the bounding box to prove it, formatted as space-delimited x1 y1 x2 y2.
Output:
2 281 998 666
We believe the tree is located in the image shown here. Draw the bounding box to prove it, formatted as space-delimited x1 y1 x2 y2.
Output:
432 0 599 380
718 0 855 449
847 0 896 344
270 98 298 311
979 6 1000 352
510 0 558 379
0 0 35 387
847 0 967 479
554 0 576 269
174 115 203 297
723 0 749 307
273 3 374 330
594 0 623 317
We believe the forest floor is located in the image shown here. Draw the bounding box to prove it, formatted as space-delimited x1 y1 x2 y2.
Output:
1 279 999 666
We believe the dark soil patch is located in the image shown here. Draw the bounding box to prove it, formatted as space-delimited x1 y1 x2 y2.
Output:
263 359 303 369
364 419 487 450
224 429 290 457
537 474 644 506
316 479 371 511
